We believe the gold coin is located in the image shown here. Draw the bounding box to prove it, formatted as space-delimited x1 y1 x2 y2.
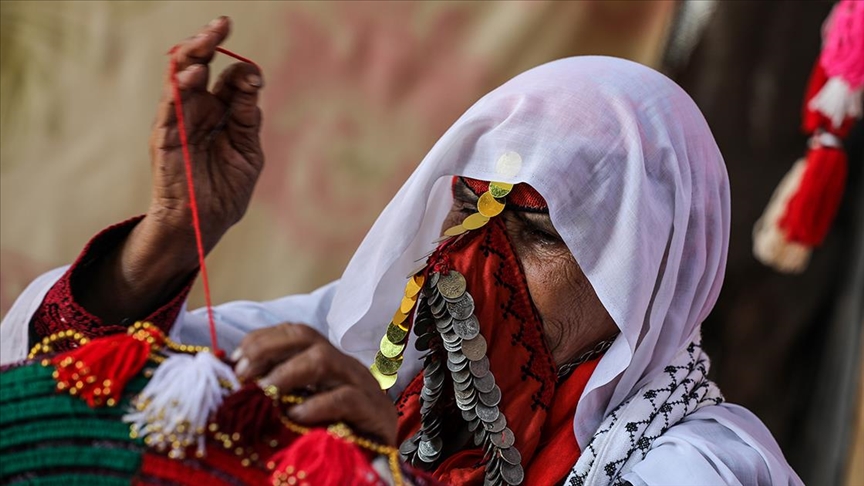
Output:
413 274 426 288
380 335 406 358
386 322 409 343
477 192 505 218
443 225 468 237
375 351 402 375
370 364 398 389
399 295 417 314
405 277 422 298
436 271 467 300
392 309 409 326
489 182 513 198
462 213 490 230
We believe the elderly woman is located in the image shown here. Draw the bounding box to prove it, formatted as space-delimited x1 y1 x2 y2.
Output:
1 18 801 485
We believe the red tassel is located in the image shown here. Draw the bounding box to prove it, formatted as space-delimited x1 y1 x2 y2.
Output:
210 384 292 453
267 428 384 486
51 322 164 407
779 145 848 246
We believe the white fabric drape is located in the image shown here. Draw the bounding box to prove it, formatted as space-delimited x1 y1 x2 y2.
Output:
1 57 801 484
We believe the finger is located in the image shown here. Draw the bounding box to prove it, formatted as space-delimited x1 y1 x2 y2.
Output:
154 17 231 126
258 343 371 393
212 61 263 127
174 63 209 92
235 323 323 381
288 386 398 445
171 16 231 73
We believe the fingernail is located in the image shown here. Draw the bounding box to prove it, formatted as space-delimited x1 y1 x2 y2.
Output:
247 74 262 88
209 16 225 27
288 404 307 419
235 357 250 378
230 348 243 362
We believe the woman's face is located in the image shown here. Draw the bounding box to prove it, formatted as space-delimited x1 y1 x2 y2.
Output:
442 179 618 367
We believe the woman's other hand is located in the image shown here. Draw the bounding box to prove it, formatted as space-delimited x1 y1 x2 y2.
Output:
234 324 399 446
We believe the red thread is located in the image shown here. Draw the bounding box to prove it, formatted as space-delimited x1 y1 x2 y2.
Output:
167 46 259 357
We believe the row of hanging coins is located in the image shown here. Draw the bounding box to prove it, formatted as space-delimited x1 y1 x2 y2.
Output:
398 293 449 468
441 181 513 238
398 270 524 485
371 273 426 390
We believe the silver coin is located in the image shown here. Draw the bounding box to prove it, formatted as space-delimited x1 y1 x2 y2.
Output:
454 385 476 401
441 331 460 344
435 314 453 329
462 335 488 361
443 340 463 353
415 333 435 351
476 403 500 423
421 400 436 415
399 438 418 456
422 423 442 441
427 271 440 289
431 297 447 316
473 427 488 446
469 356 490 377
447 356 469 373
454 377 473 392
452 315 480 340
486 455 501 477
446 293 475 320
418 437 442 457
500 446 522 466
461 408 478 422
468 416 482 432
483 413 507 433
500 462 524 485
428 288 442 306
490 427 515 449
456 394 478 410
420 387 439 403
424 357 442 374
474 372 496 393
424 370 445 390
452 367 471 384
448 351 467 364
479 385 502 407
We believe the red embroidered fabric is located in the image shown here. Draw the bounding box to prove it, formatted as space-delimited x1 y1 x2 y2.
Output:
30 217 193 350
394 218 598 485
459 177 549 211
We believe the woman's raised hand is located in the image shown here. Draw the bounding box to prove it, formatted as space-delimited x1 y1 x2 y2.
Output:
234 324 399 446
79 17 265 322
148 16 264 252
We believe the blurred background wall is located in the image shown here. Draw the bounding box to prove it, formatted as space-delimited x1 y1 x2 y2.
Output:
0 1 860 484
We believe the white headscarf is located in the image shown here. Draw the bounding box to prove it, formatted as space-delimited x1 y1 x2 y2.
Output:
1 56 800 484
327 55 727 442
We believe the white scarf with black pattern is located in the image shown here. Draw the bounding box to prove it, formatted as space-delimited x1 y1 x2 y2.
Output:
566 338 724 486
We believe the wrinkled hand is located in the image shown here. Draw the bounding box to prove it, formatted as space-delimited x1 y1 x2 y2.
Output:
77 17 265 323
148 16 264 253
234 324 398 446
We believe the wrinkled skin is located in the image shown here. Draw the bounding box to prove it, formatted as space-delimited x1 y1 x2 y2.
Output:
80 17 618 446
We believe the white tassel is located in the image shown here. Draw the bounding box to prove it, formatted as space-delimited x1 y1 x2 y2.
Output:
124 351 240 458
753 158 812 273
808 76 863 129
